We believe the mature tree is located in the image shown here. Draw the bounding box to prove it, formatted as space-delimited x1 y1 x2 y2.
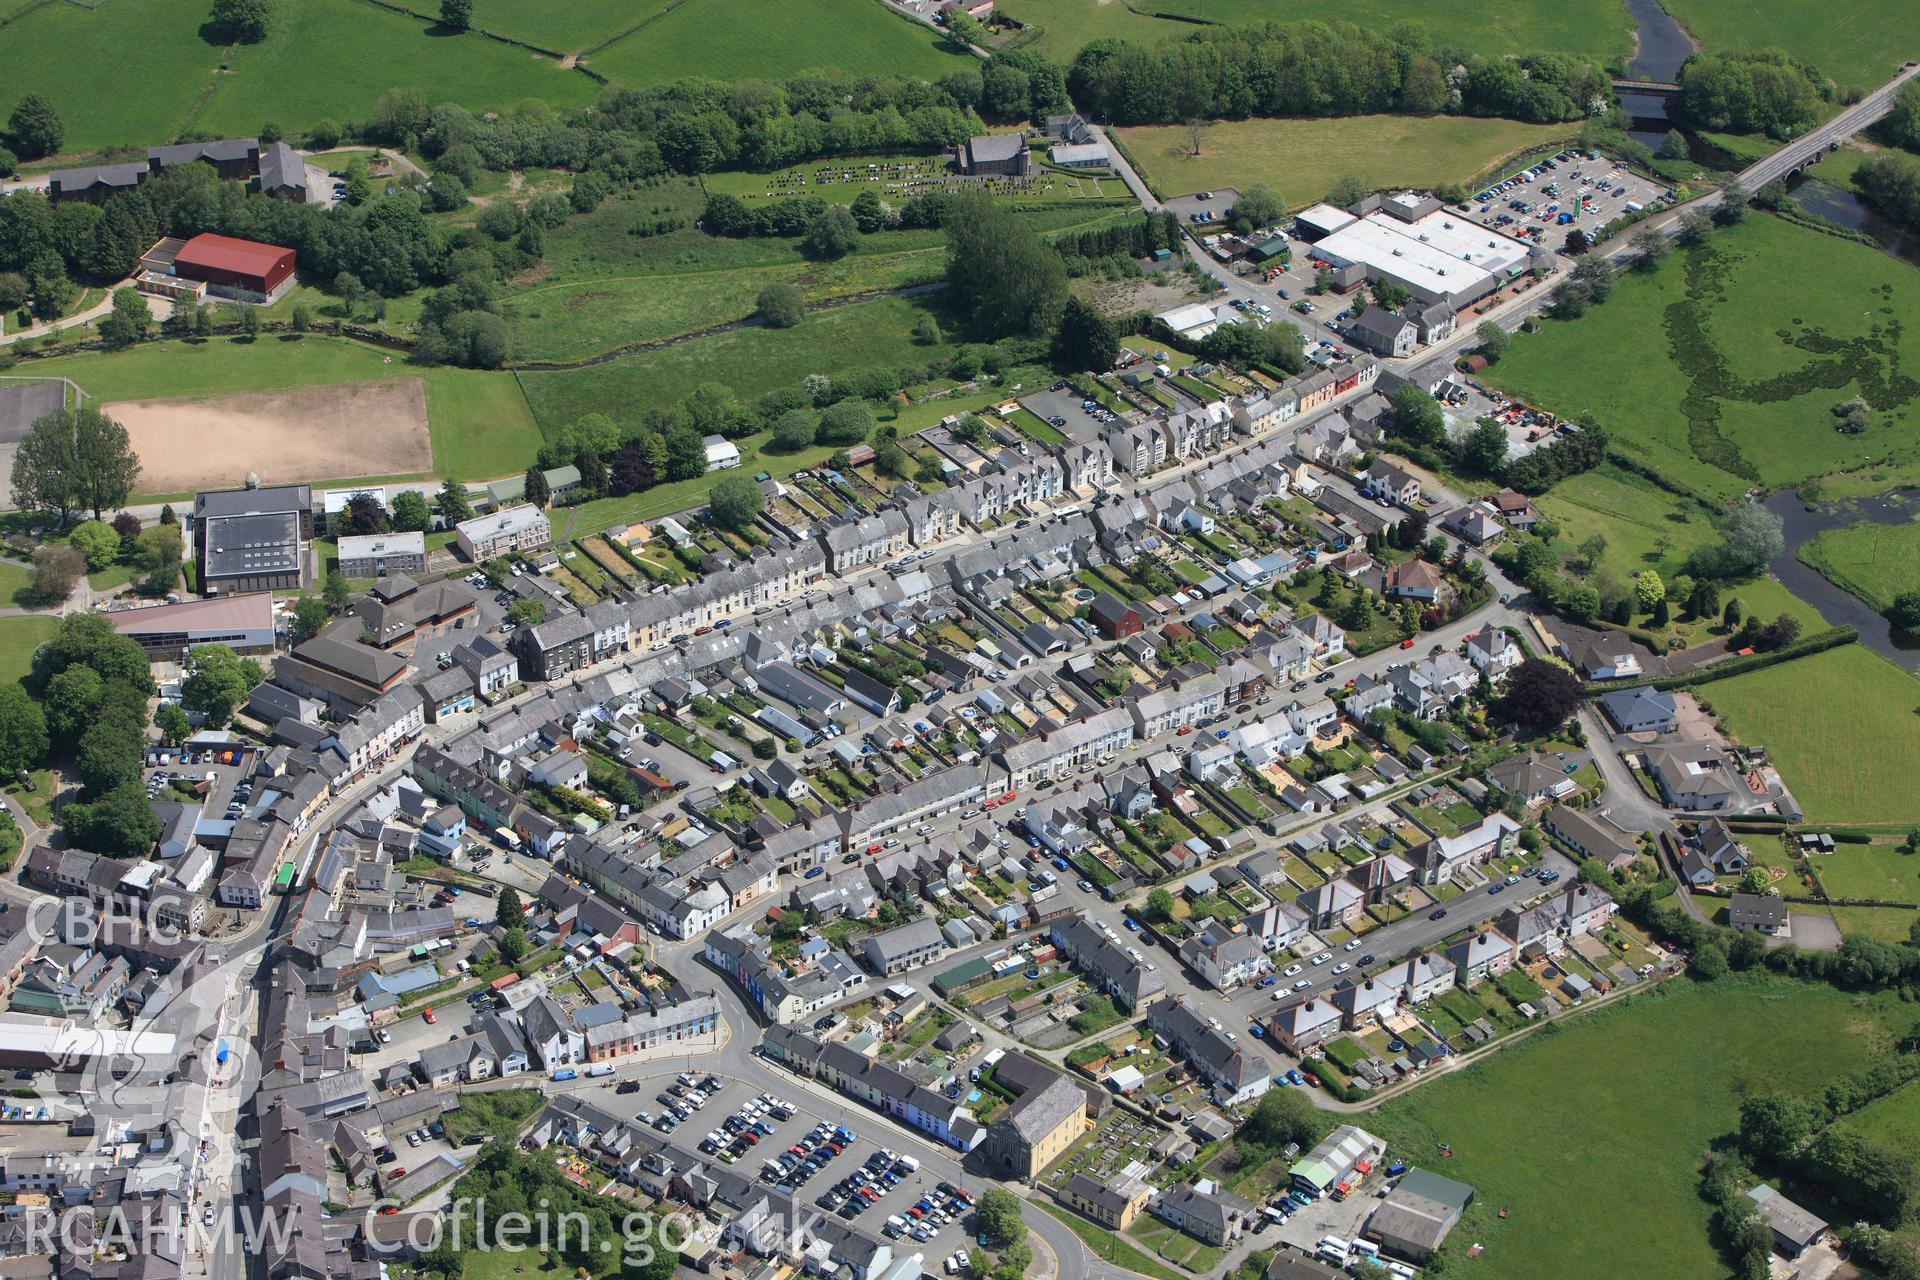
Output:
290 595 329 645
1388 383 1445 446
1570 256 1615 304
507 597 546 626
1634 569 1666 612
436 481 473 524
1677 208 1715 246
976 1188 1026 1249
6 94 63 159
496 888 525 928
64 783 161 856
1462 419 1509 476
1492 659 1584 734
0 685 48 780
1699 503 1784 579
98 288 152 349
1055 296 1119 373
76 716 142 796
913 314 942 345
800 205 859 260
1631 227 1670 272
343 491 389 536
1247 1086 1328 1149
1715 177 1750 225
182 645 263 728
498 927 530 964
43 666 103 746
768 409 817 453
524 466 551 508
944 191 1067 338
390 489 432 533
849 188 890 234
943 8 985 51
817 400 874 446
29 544 83 603
1658 128 1691 161
1232 183 1287 234
439 0 474 29
708 474 765 533
1143 887 1174 924
756 283 805 329
1474 321 1509 364
12 407 144 525
322 570 352 614
67 521 119 572
1888 590 1920 633
153 702 192 747
874 437 911 479
209 0 274 42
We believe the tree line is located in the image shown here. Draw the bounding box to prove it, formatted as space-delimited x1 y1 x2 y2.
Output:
1065 21 1612 126
1673 49 1830 140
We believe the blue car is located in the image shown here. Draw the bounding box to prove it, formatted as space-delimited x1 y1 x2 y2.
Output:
805 866 825 879
1287 1069 1305 1085
1249 1025 1264 1039
1125 919 1139 931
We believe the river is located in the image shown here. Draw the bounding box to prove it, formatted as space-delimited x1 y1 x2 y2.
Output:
1619 0 1700 150
1785 176 1920 269
1761 490 1920 670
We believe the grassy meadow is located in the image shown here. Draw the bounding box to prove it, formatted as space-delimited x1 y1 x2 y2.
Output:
1114 115 1575 202
1704 644 1920 826
995 0 1632 63
1658 0 1918 90
1369 974 1911 1280
584 0 971 87
1798 517 1920 613
1489 213 1920 503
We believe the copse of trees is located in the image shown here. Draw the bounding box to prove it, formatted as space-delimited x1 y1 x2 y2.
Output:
1067 21 1611 126
30 614 159 856
944 191 1067 339
1675 50 1828 139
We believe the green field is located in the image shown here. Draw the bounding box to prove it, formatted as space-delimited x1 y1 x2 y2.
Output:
1659 0 1918 90
1720 576 1829 633
704 152 1129 205
1114 115 1575 203
1812 837 1920 905
1798 517 1920 613
1490 213 1920 503
3 0 600 155
469 0 676 52
1370 975 1910 1280
517 290 959 432
584 0 970 88
0 617 60 691
1534 464 1721 582
1706 645 1920 825
1834 1079 1920 1151
996 0 1632 63
25 337 543 483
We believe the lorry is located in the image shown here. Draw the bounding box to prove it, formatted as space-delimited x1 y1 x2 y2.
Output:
494 827 522 852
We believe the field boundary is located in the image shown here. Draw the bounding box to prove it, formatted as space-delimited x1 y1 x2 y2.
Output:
576 0 696 59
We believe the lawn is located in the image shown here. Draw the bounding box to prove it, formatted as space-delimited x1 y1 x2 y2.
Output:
1489 213 1920 503
26 337 543 484
1658 0 1917 90
516 291 961 433
996 0 1631 63
1114 115 1576 203
1720 576 1829 633
1812 838 1920 905
1798 517 1920 613
0 617 60 691
584 0 970 87
1370 975 1910 1280
1706 645 1920 825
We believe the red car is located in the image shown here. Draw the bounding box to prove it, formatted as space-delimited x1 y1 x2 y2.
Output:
378 1207 399 1216
1302 1071 1322 1088
1399 638 1416 649
422 1008 436 1024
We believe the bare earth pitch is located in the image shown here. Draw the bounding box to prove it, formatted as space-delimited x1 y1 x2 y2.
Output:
104 379 432 493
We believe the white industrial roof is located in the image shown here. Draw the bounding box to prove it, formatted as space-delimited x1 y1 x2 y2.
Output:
1316 209 1532 300
1296 203 1358 234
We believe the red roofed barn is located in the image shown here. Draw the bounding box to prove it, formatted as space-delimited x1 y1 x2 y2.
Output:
172 232 296 303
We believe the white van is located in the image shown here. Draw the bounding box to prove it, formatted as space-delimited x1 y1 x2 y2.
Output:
1349 1240 1380 1260
1316 1237 1350 1263
586 1064 614 1078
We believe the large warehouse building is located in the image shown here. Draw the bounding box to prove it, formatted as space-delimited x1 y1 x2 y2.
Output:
1300 193 1541 308
109 593 277 658
170 232 298 303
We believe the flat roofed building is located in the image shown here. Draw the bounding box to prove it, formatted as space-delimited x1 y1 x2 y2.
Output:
193 483 313 594
337 532 427 579
456 504 550 561
110 593 276 657
1313 207 1532 307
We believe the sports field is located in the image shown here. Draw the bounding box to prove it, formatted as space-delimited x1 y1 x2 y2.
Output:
28 337 541 485
584 0 969 88
1489 214 1920 503
1369 974 1910 1280
1659 0 1917 90
1798 517 1920 613
2 0 599 155
1705 645 1920 825
995 0 1632 63
1113 115 1574 203
106 381 431 494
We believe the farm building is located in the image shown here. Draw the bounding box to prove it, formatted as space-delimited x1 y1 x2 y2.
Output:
169 233 297 304
109 593 277 658
1746 1185 1828 1258
1366 1168 1475 1262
